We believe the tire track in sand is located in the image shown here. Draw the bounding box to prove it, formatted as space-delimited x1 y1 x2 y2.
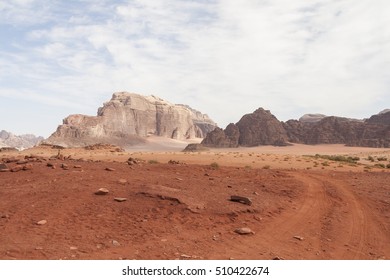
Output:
226 171 389 259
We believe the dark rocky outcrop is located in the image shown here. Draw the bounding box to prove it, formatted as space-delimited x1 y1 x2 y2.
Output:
236 108 288 146
202 108 390 148
202 108 289 148
201 123 240 148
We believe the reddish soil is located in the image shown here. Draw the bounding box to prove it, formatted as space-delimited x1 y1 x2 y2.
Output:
0 151 390 260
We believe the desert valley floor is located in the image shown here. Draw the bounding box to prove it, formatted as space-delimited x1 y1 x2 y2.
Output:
1 141 390 260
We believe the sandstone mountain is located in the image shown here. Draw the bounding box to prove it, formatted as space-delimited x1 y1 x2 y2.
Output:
46 92 217 148
0 130 44 150
201 109 390 148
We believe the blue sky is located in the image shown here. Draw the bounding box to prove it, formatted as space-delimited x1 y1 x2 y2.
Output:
1 0 389 137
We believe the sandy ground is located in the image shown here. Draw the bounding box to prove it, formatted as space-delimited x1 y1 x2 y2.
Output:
0 140 389 260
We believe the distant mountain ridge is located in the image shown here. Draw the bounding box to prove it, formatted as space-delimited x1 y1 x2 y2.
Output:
0 130 44 150
201 109 390 148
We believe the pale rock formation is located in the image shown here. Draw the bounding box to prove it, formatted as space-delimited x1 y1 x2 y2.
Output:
0 130 43 150
46 92 217 147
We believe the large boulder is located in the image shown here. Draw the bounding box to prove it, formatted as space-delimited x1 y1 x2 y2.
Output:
46 92 217 148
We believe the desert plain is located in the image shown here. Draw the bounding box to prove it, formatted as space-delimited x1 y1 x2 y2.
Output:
1 138 390 260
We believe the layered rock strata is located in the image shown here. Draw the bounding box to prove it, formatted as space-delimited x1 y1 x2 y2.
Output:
46 92 217 147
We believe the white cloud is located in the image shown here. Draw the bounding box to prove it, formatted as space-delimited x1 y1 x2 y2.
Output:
1 0 389 136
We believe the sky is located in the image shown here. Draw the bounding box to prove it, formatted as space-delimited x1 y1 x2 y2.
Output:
1 0 389 137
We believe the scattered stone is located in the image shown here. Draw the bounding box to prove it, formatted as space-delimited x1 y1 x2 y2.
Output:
168 160 180 164
180 254 192 259
175 177 183 181
114 197 127 202
95 188 109 195
36 220 47 225
70 246 78 250
35 247 44 250
234 227 255 235
47 162 54 167
16 160 28 165
11 166 23 172
1 214 10 219
0 163 9 171
112 240 120 246
230 195 252 206
0 147 18 153
273 256 284 260
293 235 304 241
22 164 33 171
73 165 82 168
118 179 127 184
3 157 18 163
84 143 124 152
105 167 115 171
61 163 69 170
127 157 144 165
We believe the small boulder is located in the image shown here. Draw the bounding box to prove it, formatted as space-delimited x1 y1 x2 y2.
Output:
234 227 255 235
22 164 33 171
105 167 115 171
11 166 23 172
114 197 127 202
230 195 252 206
293 235 304 241
0 163 9 172
118 179 127 184
95 188 109 195
36 220 47 225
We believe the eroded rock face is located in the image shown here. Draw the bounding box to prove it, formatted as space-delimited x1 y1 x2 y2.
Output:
46 92 217 147
236 108 288 146
202 108 289 147
283 112 390 148
201 123 240 148
0 130 43 150
202 109 390 148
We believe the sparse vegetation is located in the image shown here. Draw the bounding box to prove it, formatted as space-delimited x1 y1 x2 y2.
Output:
210 162 220 170
312 154 360 164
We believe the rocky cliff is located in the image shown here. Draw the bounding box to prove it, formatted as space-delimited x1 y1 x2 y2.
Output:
46 92 217 147
202 108 289 148
0 130 44 150
201 109 390 148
